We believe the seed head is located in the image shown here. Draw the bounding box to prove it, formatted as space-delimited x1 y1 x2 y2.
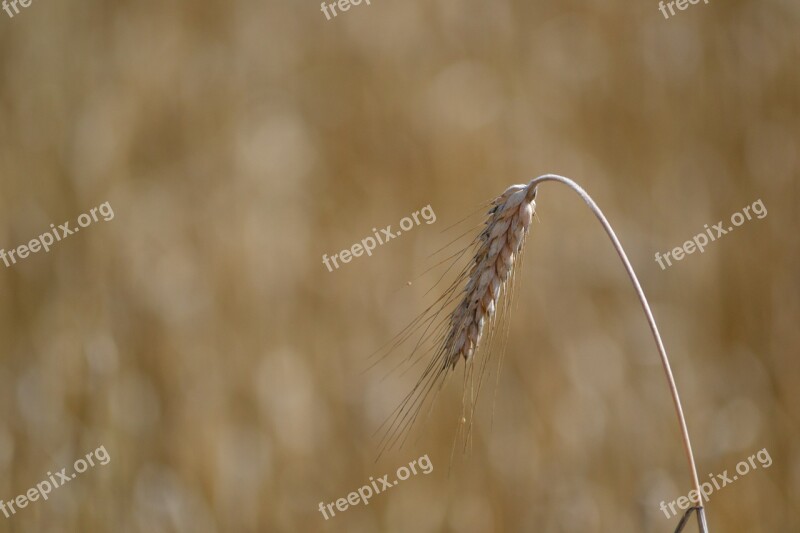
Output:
443 183 536 369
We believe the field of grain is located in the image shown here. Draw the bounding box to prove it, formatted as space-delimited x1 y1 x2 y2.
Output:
0 1 798 531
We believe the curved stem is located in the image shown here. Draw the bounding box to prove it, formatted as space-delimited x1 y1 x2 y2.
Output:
527 174 708 533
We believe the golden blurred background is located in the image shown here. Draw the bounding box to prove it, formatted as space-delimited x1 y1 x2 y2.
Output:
0 0 798 531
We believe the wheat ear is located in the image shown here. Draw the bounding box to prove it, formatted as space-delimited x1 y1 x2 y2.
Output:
376 183 536 455
402 174 708 532
442 183 536 369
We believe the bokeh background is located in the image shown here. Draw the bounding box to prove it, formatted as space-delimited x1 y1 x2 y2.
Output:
0 0 798 531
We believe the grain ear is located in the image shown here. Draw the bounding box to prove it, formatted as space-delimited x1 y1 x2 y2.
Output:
441 184 535 369
378 175 709 533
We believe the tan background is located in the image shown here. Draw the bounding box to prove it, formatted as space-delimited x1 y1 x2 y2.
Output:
0 0 798 531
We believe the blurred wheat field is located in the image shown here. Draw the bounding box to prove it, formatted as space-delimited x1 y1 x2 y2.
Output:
0 0 798 532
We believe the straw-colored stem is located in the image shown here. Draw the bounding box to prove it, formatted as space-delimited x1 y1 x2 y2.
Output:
528 174 707 533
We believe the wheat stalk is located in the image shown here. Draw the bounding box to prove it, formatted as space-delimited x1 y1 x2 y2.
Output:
524 175 708 533
380 174 708 533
